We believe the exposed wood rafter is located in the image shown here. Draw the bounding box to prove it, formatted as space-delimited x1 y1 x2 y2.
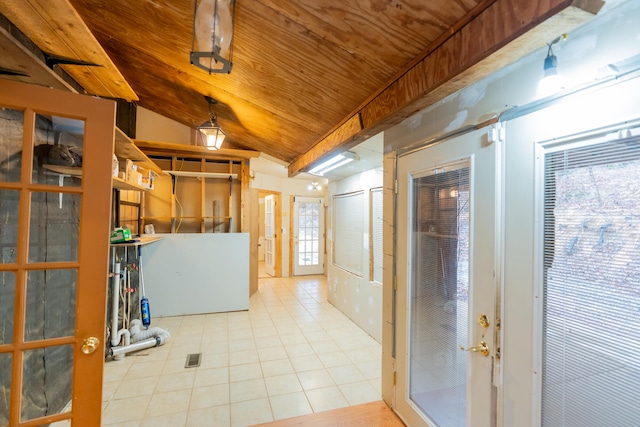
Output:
288 0 604 177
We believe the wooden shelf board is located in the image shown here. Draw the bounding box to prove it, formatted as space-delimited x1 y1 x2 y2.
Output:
163 170 238 179
115 128 163 174
135 139 260 161
43 165 149 191
109 235 163 247
112 177 148 191
142 216 232 220
42 164 82 176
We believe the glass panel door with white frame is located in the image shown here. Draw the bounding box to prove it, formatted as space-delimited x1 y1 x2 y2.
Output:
539 136 640 427
293 197 324 276
396 127 498 427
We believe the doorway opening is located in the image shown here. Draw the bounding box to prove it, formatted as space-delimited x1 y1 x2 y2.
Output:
258 190 282 278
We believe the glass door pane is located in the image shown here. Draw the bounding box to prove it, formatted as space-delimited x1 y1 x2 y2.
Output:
541 137 640 426
410 165 470 427
293 197 324 276
264 194 275 276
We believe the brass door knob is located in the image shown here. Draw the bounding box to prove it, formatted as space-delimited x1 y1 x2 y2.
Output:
459 341 490 357
81 337 100 355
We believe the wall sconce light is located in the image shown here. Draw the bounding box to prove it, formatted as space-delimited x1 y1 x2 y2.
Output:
190 0 236 74
197 96 226 150
309 151 358 176
538 34 568 98
308 182 322 191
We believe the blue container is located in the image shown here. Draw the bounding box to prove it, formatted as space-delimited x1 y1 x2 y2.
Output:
141 297 151 328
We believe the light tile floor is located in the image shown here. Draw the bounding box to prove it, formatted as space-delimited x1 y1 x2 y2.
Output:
101 275 382 427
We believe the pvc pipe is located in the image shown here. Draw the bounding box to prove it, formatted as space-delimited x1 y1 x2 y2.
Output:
110 263 121 347
110 337 159 357
130 319 170 345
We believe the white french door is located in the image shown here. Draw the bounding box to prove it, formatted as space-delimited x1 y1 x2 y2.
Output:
395 127 499 427
293 197 324 276
264 194 276 276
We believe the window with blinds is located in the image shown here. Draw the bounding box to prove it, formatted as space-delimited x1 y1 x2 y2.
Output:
333 191 364 275
370 188 383 283
541 135 640 426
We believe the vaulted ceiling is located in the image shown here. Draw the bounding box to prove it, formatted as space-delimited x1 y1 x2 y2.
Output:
0 0 603 176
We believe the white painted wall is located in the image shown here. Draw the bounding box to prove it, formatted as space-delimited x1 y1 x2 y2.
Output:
136 106 192 144
142 233 249 316
326 167 383 343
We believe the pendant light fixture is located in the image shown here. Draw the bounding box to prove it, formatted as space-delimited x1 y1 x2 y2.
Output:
190 0 236 74
197 96 226 150
538 34 568 98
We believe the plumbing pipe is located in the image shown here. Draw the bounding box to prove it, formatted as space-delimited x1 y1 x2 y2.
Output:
110 337 159 358
110 263 121 347
110 262 133 360
130 319 170 345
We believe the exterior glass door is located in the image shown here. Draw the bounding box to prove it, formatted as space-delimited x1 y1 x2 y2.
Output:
0 80 115 426
396 127 498 427
293 197 324 275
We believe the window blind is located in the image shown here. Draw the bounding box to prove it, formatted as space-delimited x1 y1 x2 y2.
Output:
371 188 383 283
333 191 364 275
541 136 640 426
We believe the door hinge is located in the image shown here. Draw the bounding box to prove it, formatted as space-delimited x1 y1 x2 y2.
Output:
394 179 398 194
393 371 397 385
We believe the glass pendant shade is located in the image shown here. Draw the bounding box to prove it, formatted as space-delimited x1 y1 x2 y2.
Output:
198 123 226 150
191 0 235 74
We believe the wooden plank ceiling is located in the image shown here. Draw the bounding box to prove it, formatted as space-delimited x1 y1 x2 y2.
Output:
0 0 603 175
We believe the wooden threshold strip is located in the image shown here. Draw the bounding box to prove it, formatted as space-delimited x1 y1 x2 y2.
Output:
251 401 405 427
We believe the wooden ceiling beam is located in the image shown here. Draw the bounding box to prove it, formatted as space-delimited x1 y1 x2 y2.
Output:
288 0 604 177
0 0 137 101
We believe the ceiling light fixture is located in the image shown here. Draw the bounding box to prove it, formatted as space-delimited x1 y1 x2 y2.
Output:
190 0 236 74
538 34 568 98
309 151 358 176
307 181 322 191
197 96 226 150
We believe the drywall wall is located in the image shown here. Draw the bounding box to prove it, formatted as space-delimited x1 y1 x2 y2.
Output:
326 167 383 343
141 233 250 316
136 106 192 144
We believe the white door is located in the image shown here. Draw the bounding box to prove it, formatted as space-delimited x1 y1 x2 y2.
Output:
395 127 498 427
264 194 276 276
293 197 324 275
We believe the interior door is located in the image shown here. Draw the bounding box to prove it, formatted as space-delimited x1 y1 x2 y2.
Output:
395 127 498 427
293 197 324 275
0 80 115 426
264 194 276 276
